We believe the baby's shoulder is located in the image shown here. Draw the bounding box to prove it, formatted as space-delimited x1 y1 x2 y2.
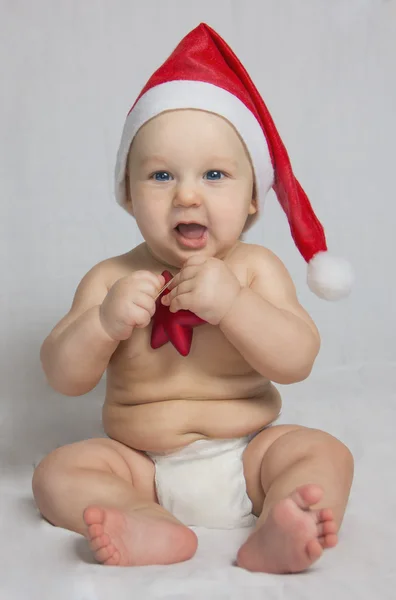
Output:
81 246 143 291
235 241 277 261
232 242 289 279
60 248 145 317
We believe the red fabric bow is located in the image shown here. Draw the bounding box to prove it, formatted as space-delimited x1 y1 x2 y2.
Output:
150 270 206 356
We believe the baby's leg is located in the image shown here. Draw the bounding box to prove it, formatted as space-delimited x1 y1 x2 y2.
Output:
238 425 354 574
32 438 197 566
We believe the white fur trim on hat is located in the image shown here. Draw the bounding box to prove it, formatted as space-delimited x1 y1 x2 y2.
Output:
307 252 354 301
115 80 274 215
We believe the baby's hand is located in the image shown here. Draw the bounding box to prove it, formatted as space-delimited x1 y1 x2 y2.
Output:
162 256 241 325
99 271 165 341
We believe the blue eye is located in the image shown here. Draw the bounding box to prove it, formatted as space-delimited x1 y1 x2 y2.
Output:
152 171 172 181
205 170 225 180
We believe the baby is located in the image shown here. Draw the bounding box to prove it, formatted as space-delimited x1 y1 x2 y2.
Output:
32 24 354 574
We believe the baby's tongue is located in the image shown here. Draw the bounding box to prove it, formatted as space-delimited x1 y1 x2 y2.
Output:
177 223 206 239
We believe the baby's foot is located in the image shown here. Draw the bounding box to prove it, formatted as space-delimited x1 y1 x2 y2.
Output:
83 504 197 566
236 484 338 574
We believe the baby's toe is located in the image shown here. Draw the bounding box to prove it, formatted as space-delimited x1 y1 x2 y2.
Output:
89 533 110 552
319 533 338 549
103 550 121 566
94 543 117 563
306 538 323 562
87 523 104 539
83 505 105 526
318 508 334 522
291 485 324 511
317 520 337 537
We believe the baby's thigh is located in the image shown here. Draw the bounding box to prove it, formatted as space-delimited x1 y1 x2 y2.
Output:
32 437 156 502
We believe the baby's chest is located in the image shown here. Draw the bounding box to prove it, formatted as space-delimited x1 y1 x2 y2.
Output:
118 321 252 377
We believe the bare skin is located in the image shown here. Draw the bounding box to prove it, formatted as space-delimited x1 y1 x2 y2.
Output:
33 110 354 572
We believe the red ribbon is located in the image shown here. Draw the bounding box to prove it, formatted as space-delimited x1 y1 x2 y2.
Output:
150 270 206 356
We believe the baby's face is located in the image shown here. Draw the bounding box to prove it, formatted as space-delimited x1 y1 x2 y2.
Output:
126 109 257 267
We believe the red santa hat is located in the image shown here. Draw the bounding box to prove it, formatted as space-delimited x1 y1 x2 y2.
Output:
115 23 353 300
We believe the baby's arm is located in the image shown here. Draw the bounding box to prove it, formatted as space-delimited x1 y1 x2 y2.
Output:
40 263 119 396
41 263 164 396
219 246 320 384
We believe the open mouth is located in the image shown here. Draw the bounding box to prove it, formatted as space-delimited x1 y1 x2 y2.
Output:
173 222 208 248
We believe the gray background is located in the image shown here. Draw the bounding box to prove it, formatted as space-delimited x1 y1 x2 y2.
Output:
1 1 395 598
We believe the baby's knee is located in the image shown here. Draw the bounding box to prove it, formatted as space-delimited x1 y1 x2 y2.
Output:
333 437 354 475
308 429 354 469
32 446 72 510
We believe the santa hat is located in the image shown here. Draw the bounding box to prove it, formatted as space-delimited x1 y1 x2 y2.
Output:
115 23 353 301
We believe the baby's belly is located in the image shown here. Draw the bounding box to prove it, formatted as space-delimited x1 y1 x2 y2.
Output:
102 384 282 453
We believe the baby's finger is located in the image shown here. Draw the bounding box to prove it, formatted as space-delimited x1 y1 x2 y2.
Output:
137 271 165 289
134 292 157 316
132 305 152 328
179 265 201 282
167 265 199 291
183 255 207 268
169 291 191 313
137 279 161 296
162 280 193 305
165 273 180 292
157 274 166 287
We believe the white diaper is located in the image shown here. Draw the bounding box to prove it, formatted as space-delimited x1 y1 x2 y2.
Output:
146 436 257 529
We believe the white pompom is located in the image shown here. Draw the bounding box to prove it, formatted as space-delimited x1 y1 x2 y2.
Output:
307 252 354 301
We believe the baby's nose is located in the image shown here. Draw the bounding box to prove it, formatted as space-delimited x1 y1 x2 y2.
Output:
173 183 202 207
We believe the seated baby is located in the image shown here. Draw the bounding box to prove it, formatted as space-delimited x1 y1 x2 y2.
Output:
32 23 354 574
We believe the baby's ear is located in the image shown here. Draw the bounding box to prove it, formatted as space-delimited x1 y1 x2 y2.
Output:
248 181 258 215
124 172 134 215
252 181 258 204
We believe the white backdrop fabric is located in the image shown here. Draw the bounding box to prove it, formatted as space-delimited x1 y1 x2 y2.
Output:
1 1 395 598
